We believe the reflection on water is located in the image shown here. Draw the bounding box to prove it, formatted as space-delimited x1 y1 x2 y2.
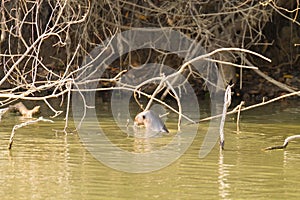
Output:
0 101 299 199
218 150 231 200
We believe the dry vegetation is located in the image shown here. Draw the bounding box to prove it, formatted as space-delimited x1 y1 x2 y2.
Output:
0 0 299 123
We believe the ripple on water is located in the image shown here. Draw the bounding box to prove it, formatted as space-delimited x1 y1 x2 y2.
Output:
0 101 300 199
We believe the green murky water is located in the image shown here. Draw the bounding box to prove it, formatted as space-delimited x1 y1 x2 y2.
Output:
0 100 299 199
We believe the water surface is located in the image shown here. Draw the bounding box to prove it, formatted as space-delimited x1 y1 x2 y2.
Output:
0 100 299 199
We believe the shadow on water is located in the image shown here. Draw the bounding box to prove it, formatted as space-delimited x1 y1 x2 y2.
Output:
0 98 300 199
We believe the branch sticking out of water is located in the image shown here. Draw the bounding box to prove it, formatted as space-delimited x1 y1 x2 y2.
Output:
219 84 233 150
8 117 54 150
264 135 300 150
236 101 244 133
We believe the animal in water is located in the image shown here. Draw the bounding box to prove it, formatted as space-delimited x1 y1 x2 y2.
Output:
10 102 40 118
134 110 169 133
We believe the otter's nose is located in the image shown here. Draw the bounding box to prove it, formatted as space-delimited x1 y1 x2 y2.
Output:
134 113 145 126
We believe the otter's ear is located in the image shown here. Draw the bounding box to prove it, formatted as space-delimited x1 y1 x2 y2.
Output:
142 115 146 119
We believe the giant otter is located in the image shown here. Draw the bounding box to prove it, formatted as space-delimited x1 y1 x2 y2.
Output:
134 110 169 133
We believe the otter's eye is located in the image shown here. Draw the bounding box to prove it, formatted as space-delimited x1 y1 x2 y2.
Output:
142 115 146 119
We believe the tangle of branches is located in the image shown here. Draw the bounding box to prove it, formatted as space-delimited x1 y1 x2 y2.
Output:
0 0 299 129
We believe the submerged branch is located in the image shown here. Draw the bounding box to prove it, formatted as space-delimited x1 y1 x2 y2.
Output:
265 135 300 150
8 117 54 150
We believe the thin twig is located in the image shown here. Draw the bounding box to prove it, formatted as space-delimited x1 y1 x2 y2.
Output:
236 101 244 133
245 59 299 95
198 90 300 123
165 79 182 131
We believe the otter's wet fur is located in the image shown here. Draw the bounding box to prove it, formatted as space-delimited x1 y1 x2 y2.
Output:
134 110 169 133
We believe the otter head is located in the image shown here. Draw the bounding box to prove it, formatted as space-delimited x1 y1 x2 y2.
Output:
134 110 169 133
